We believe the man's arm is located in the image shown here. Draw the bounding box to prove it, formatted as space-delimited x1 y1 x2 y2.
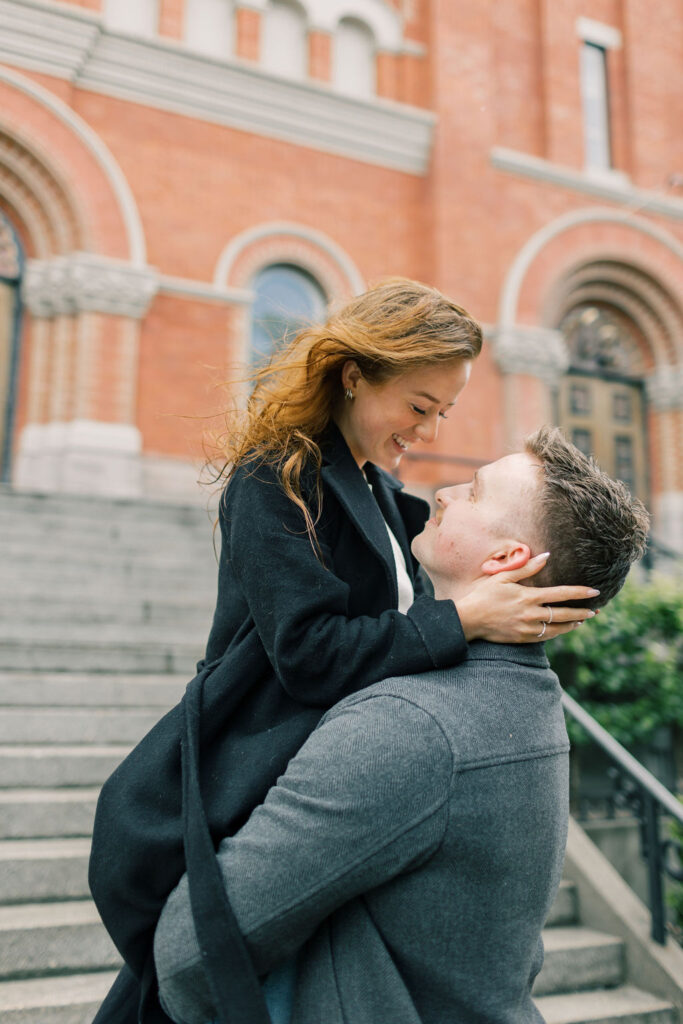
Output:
154 692 452 994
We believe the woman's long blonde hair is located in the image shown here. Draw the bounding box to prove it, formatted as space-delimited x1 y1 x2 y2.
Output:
212 277 483 542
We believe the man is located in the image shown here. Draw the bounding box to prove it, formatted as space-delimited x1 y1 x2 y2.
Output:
153 426 649 1024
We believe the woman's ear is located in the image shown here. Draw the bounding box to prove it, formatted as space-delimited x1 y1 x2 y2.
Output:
481 543 531 576
341 360 362 392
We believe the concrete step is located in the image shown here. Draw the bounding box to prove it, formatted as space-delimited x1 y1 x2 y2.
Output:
0 623 207 647
0 673 189 708
546 880 578 928
0 640 201 674
535 985 676 1023
0 970 118 1024
1 531 215 558
0 839 91 903
0 901 120 979
0 595 214 628
0 790 99 839
0 745 130 787
0 561 216 590
0 486 216 524
0 707 167 745
534 927 625 997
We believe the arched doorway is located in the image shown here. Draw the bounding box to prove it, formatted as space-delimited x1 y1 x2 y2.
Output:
0 213 23 483
557 303 647 502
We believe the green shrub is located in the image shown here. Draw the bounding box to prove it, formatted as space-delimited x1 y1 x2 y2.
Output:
547 576 683 748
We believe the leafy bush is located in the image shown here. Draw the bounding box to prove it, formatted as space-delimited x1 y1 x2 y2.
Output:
547 576 683 747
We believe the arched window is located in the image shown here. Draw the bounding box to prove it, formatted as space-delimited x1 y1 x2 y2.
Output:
250 264 326 364
184 0 234 59
333 17 376 98
262 0 308 81
104 0 159 37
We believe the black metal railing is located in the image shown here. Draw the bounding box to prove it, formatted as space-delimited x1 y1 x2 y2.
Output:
562 691 683 944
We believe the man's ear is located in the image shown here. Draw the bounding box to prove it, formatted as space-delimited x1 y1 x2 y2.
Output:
481 542 531 576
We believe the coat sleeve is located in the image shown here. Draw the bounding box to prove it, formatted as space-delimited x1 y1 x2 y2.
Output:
224 465 467 706
154 694 452 1003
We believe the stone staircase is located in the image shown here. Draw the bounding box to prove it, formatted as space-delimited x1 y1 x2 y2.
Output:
0 488 678 1022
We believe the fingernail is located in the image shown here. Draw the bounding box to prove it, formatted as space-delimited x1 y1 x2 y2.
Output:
586 610 596 617
587 589 600 596
537 551 550 560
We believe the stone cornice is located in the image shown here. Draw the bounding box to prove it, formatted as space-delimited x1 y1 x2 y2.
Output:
491 147 683 222
22 253 159 318
0 0 436 175
491 326 570 384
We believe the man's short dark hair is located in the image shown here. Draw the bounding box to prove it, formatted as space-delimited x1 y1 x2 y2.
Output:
525 426 650 608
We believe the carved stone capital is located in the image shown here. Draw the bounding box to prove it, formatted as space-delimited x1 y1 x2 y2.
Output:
22 254 159 319
491 326 570 384
646 367 683 411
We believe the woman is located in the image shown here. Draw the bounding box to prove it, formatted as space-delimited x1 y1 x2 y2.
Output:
92 278 596 1024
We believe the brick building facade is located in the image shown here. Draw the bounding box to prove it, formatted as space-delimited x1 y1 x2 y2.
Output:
0 0 681 552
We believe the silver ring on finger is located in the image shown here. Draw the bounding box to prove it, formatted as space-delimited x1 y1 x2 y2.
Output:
536 620 547 639
544 604 553 625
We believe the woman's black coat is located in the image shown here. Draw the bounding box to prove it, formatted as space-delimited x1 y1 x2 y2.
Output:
89 424 467 1022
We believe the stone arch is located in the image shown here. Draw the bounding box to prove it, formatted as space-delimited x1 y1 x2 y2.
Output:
543 256 683 375
214 221 365 299
0 65 146 264
497 207 683 378
249 0 403 50
0 129 87 259
495 207 683 556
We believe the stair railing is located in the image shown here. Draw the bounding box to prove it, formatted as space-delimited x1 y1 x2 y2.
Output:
561 691 683 944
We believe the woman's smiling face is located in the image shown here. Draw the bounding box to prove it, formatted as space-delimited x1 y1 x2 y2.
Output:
335 359 471 472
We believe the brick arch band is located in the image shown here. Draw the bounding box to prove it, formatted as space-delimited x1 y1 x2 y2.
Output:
0 65 146 264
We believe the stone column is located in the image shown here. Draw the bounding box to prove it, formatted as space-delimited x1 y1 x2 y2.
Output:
490 325 570 447
646 366 683 557
16 253 158 498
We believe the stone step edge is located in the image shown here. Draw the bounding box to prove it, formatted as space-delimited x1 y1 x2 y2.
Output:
0 969 119 1012
534 984 675 1022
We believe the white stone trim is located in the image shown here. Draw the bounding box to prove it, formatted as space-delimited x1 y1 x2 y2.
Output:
82 34 434 174
490 147 683 220
214 221 366 294
646 367 683 411
0 60 147 265
22 254 159 318
306 0 402 51
498 206 683 333
576 17 622 50
158 275 253 305
490 325 570 384
0 0 435 176
400 39 427 57
14 420 143 497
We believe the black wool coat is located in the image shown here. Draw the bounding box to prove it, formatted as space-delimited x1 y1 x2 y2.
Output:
89 424 468 1023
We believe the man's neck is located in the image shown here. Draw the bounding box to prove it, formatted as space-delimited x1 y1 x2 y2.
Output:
429 573 476 604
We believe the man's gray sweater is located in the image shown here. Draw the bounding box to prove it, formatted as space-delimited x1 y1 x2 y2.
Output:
154 641 570 1024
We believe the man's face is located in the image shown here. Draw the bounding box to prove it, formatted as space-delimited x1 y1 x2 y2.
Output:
412 452 543 584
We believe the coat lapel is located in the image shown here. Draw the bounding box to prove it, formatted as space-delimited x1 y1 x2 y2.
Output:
320 428 398 606
364 464 413 575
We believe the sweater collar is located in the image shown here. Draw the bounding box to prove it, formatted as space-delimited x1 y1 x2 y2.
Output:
466 640 550 669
